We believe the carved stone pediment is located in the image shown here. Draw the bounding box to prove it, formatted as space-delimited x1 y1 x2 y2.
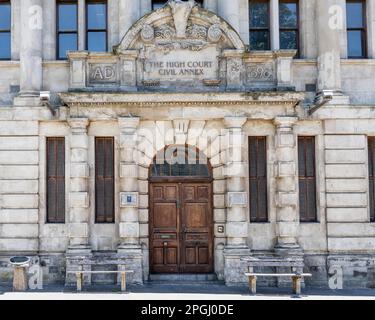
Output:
115 0 245 53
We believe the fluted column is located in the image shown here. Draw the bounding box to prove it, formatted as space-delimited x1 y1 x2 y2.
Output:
316 0 349 104
223 117 250 285
273 116 301 255
118 117 141 249
119 0 140 41
218 0 240 34
67 118 91 252
19 0 43 97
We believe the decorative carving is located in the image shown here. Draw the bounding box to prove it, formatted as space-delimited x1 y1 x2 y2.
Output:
155 24 176 40
186 23 207 40
207 24 222 43
245 63 275 83
169 0 195 38
141 24 154 42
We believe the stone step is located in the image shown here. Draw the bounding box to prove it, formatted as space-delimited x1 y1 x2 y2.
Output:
149 273 218 282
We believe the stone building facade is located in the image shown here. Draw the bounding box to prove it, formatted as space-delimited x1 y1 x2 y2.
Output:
1 0 375 289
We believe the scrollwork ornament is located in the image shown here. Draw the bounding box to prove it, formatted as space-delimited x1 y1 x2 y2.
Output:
207 24 222 43
141 24 154 43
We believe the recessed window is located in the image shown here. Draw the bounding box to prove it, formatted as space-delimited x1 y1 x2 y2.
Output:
46 137 66 223
95 137 115 223
249 137 268 222
279 0 299 54
152 0 203 10
346 0 367 58
57 1 78 59
368 137 375 222
249 0 270 50
0 1 11 60
86 0 107 52
298 136 317 222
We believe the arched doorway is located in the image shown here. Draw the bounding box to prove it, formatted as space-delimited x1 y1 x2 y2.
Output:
149 145 213 274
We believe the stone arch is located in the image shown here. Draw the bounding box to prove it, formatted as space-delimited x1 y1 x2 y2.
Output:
115 0 245 53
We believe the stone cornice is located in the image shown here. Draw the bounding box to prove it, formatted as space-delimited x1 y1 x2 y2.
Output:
59 92 304 108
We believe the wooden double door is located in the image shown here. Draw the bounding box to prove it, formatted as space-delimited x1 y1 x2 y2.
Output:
150 182 213 274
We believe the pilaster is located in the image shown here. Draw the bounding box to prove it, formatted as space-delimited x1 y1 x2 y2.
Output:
66 118 92 285
218 0 240 34
117 117 143 284
222 116 250 285
273 116 302 256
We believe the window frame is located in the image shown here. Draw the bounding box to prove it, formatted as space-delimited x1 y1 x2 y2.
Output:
298 136 318 223
249 0 271 51
86 0 108 52
46 137 66 224
279 0 300 56
346 0 367 59
368 137 375 222
248 136 268 223
95 136 115 224
0 0 11 61
56 0 79 60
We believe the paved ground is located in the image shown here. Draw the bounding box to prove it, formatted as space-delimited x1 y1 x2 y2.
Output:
1 283 375 300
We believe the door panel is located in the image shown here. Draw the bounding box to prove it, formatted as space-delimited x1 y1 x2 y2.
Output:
150 182 213 274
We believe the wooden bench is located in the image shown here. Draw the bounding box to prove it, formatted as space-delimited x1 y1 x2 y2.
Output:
245 272 312 295
241 257 312 295
67 270 134 292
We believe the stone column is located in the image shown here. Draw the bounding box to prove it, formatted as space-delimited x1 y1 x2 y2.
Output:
117 117 143 284
273 116 301 256
223 117 250 285
218 0 240 34
270 0 280 51
119 0 140 41
78 0 85 50
19 0 43 98
66 118 91 284
205 0 218 13
316 0 349 104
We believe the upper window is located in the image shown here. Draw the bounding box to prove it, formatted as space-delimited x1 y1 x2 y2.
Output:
152 0 203 10
86 0 107 52
346 0 367 58
279 0 299 54
57 0 78 60
249 0 270 50
0 1 11 60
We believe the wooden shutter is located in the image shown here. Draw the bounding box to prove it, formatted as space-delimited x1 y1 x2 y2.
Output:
298 136 317 222
249 137 268 222
369 137 375 222
46 137 65 223
95 137 115 223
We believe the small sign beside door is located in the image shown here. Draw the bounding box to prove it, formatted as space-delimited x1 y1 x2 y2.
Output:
120 192 138 207
227 192 248 207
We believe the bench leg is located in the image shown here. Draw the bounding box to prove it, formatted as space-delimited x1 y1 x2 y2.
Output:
76 272 83 292
121 272 127 292
292 276 302 296
248 276 257 295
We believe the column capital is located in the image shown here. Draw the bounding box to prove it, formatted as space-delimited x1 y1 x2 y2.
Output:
68 118 89 131
223 116 247 129
273 116 298 128
118 117 140 133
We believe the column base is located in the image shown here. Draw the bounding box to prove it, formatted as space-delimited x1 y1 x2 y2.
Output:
223 246 251 286
274 243 305 288
65 246 92 286
117 245 143 285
